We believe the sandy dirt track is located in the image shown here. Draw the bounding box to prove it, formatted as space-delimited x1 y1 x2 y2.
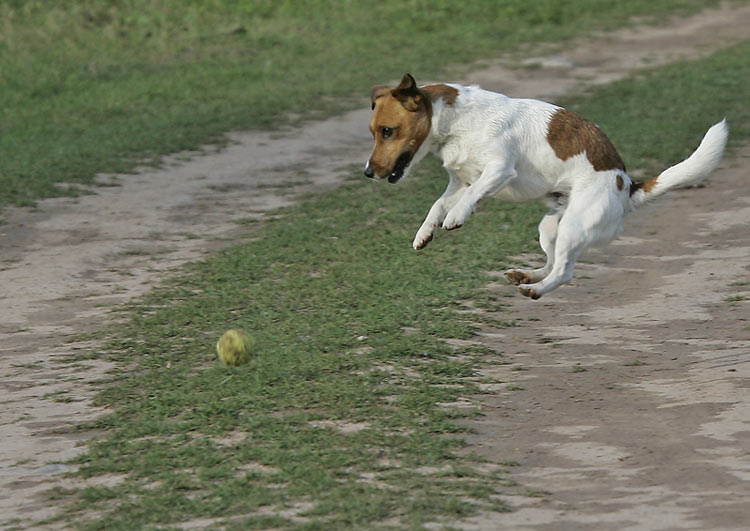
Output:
459 143 750 530
1 3 749 528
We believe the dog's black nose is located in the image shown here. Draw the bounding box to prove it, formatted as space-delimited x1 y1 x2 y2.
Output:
364 166 375 179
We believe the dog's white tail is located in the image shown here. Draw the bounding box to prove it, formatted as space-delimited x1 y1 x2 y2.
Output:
629 119 728 208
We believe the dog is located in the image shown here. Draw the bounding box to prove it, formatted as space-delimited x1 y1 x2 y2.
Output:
365 73 728 299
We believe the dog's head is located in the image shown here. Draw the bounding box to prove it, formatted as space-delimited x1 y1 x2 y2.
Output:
364 73 432 183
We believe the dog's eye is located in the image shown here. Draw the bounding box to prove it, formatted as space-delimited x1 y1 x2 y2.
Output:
381 127 393 139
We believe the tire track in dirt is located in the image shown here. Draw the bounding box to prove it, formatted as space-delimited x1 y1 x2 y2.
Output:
1 3 749 528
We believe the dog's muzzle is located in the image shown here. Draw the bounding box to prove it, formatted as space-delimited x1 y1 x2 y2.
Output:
364 152 412 183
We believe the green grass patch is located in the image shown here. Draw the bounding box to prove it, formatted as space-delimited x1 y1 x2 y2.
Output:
61 158 536 529
561 41 750 175
0 0 718 208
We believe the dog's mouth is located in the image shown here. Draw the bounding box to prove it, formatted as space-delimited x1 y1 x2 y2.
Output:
387 152 412 184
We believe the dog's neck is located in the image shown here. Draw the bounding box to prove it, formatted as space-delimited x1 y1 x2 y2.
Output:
425 92 461 153
393 86 462 178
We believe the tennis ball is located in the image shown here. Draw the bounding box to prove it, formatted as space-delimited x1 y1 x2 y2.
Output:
216 329 253 366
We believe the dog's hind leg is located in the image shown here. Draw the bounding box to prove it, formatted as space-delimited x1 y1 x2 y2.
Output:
517 186 623 299
505 208 562 285
518 215 583 299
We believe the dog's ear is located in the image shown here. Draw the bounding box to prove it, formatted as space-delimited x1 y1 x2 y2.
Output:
371 85 390 110
392 73 423 112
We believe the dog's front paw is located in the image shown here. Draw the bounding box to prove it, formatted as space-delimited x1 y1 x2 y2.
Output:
413 222 438 250
413 230 434 250
442 205 471 231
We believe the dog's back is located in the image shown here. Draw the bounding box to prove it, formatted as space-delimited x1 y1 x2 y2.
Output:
434 85 625 205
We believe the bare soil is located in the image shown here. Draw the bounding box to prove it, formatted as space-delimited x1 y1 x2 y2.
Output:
1 3 749 528
459 143 750 530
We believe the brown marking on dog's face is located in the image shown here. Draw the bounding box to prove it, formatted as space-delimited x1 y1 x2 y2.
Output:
547 109 626 172
367 74 432 183
616 174 624 191
422 84 458 106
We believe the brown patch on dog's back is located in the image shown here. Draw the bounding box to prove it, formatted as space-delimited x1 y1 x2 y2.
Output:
547 109 626 172
422 84 458 106
616 174 624 191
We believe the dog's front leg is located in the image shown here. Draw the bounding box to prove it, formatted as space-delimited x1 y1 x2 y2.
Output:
413 173 466 250
443 162 515 230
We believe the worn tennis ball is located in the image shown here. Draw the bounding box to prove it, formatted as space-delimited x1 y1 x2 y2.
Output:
216 329 253 366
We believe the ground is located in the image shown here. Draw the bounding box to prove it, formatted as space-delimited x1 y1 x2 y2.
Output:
459 143 750 529
1 3 749 529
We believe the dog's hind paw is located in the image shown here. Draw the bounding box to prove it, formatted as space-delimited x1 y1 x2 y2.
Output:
505 270 533 285
518 285 541 300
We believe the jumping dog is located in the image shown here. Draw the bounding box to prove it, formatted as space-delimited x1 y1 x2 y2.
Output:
365 74 728 299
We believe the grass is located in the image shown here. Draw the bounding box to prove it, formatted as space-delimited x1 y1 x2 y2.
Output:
560 41 750 174
48 41 750 529
59 158 538 529
0 0 719 209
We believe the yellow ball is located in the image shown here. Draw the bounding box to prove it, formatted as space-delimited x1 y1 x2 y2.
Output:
216 329 253 366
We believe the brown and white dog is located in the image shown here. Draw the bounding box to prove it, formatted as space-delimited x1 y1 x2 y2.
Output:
365 74 728 299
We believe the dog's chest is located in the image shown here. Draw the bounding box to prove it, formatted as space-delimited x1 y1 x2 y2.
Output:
436 142 486 185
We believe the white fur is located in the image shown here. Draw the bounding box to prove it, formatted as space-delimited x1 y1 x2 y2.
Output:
629 119 728 207
407 83 728 299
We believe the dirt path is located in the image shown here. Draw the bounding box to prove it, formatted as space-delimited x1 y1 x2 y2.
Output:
1 3 749 528
459 144 750 530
